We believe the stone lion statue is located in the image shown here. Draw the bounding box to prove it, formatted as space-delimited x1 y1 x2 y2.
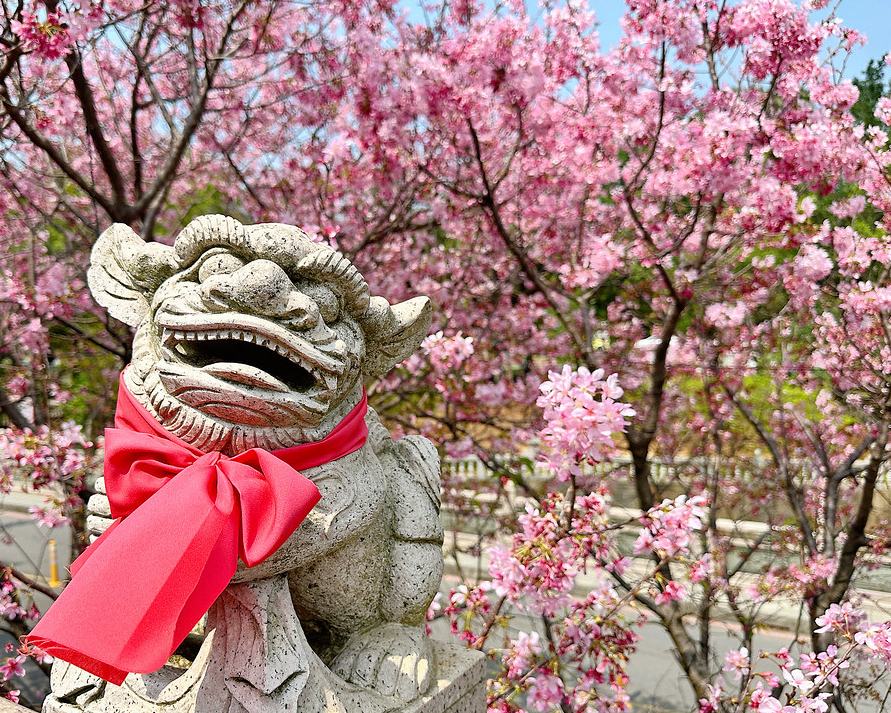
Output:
42 216 481 713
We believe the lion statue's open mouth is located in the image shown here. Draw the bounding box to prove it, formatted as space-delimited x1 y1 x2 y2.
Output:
156 311 346 427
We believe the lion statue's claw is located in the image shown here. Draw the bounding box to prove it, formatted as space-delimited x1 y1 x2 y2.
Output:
330 623 433 700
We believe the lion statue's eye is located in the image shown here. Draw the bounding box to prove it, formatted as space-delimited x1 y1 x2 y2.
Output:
198 252 247 282
299 282 341 323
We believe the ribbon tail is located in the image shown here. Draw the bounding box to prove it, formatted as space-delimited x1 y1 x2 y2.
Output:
25 462 238 684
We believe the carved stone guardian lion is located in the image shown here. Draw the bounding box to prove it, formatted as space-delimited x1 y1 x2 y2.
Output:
42 216 484 713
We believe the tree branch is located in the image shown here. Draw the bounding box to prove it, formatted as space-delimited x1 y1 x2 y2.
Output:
817 425 888 611
63 49 128 206
0 562 59 601
132 0 251 216
0 384 32 431
824 434 874 554
723 384 818 555
465 118 593 367
0 87 118 217
53 316 128 359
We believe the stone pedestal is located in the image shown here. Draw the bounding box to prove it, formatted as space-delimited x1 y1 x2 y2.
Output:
42 640 486 713
404 643 486 713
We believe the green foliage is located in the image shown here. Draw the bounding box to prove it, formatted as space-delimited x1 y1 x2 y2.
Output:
852 58 890 127
164 185 248 240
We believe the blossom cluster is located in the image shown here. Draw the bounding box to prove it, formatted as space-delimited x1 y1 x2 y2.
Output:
815 602 891 665
488 492 617 617
536 366 635 482
421 330 475 375
0 421 92 493
10 11 73 60
633 494 707 560
700 601 891 713
448 493 641 712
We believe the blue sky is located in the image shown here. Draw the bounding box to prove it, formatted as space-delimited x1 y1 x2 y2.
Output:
589 0 890 80
403 1 889 81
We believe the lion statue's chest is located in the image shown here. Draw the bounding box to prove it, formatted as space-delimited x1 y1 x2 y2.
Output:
232 443 388 583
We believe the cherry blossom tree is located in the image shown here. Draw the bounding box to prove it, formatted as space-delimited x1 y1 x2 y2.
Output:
330 2 891 708
2 0 891 711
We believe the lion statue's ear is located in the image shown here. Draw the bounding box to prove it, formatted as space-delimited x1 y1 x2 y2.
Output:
362 296 432 379
87 224 177 327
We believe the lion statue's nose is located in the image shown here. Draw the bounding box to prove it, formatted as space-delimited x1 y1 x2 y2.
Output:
200 259 320 327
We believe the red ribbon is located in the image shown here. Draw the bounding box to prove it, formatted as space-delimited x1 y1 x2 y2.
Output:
25 373 368 685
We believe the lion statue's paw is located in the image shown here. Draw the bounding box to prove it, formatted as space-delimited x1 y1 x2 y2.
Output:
329 623 433 701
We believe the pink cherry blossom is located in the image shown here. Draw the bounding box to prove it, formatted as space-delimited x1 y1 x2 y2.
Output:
11 11 72 60
655 580 686 606
537 366 634 481
876 97 891 126
526 671 565 712
28 507 70 529
723 647 750 680
0 656 25 682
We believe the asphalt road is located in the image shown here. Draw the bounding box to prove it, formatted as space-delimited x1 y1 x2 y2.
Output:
0 510 72 587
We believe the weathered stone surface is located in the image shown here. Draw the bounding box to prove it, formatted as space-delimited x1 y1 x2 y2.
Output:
43 640 486 713
403 643 487 713
41 216 485 713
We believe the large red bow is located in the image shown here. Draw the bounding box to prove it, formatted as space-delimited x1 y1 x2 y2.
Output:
26 372 368 685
